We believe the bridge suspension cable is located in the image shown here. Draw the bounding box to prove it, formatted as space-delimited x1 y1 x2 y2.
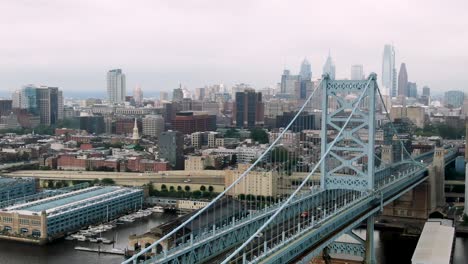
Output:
221 76 374 263
124 79 324 264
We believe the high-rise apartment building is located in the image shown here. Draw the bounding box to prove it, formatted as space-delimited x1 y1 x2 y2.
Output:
351 64 364 80
299 58 312 81
233 89 264 128
107 69 126 104
398 63 408 97
322 52 336 79
382 44 397 97
159 131 184 170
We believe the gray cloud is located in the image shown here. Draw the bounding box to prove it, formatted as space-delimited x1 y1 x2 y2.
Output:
0 0 467 96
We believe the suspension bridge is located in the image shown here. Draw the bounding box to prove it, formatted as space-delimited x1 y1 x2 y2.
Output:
124 73 459 264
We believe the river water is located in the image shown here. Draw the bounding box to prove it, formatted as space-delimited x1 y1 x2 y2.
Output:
0 213 466 264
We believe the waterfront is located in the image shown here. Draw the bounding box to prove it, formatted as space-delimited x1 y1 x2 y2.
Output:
0 214 467 264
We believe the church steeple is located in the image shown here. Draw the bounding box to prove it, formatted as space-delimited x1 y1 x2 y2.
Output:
132 118 140 144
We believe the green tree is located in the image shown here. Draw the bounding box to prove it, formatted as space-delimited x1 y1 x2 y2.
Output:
184 186 191 192
192 190 202 198
92 178 100 186
161 184 167 191
250 128 269 144
100 178 115 185
200 185 206 192
169 186 175 192
47 180 54 188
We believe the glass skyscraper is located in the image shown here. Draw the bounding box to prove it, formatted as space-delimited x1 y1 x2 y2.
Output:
107 69 126 104
382 44 396 97
444 90 465 108
299 58 312 81
322 52 336 80
398 63 408 97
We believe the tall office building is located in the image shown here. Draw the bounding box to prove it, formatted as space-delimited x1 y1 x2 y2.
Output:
351 65 364 80
172 85 184 103
143 115 165 137
407 82 418 98
107 69 126 104
398 63 408 97
13 85 63 125
20 85 39 114
444 91 465 108
422 86 430 97
382 44 397 97
280 70 300 94
133 86 143 107
0 100 12 116
36 87 62 125
322 52 336 79
233 89 264 128
160 91 169 101
195 87 206 101
299 58 312 81
159 131 184 170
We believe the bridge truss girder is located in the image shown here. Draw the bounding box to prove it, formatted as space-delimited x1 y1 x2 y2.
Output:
320 74 377 192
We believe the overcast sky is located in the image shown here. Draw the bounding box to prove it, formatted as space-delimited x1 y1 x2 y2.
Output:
0 0 467 97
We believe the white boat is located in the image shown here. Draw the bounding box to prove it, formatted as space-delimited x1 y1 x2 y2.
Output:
75 235 87 242
152 206 165 213
88 238 98 243
65 236 75 241
101 238 113 244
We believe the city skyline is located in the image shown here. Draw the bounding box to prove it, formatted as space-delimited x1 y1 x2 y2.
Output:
0 1 467 96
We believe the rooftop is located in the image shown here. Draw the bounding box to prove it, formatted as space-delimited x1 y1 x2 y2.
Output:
5 186 142 216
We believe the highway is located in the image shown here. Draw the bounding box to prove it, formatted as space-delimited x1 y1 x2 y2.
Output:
4 170 226 191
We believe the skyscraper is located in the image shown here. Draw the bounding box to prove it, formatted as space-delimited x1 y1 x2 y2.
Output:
382 44 396 97
233 89 264 128
398 63 408 97
133 85 143 107
299 58 312 81
422 86 430 97
280 69 300 94
159 131 184 170
407 82 418 98
351 65 364 80
36 86 62 125
172 85 184 103
444 91 465 108
322 52 336 79
107 69 126 104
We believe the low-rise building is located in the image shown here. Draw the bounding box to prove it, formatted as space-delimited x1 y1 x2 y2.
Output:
225 163 278 197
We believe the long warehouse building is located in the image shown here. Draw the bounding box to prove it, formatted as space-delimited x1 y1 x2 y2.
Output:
0 186 144 244
0 177 37 201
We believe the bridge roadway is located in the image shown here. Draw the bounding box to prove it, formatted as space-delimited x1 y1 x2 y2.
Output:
260 150 457 264
138 149 456 264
